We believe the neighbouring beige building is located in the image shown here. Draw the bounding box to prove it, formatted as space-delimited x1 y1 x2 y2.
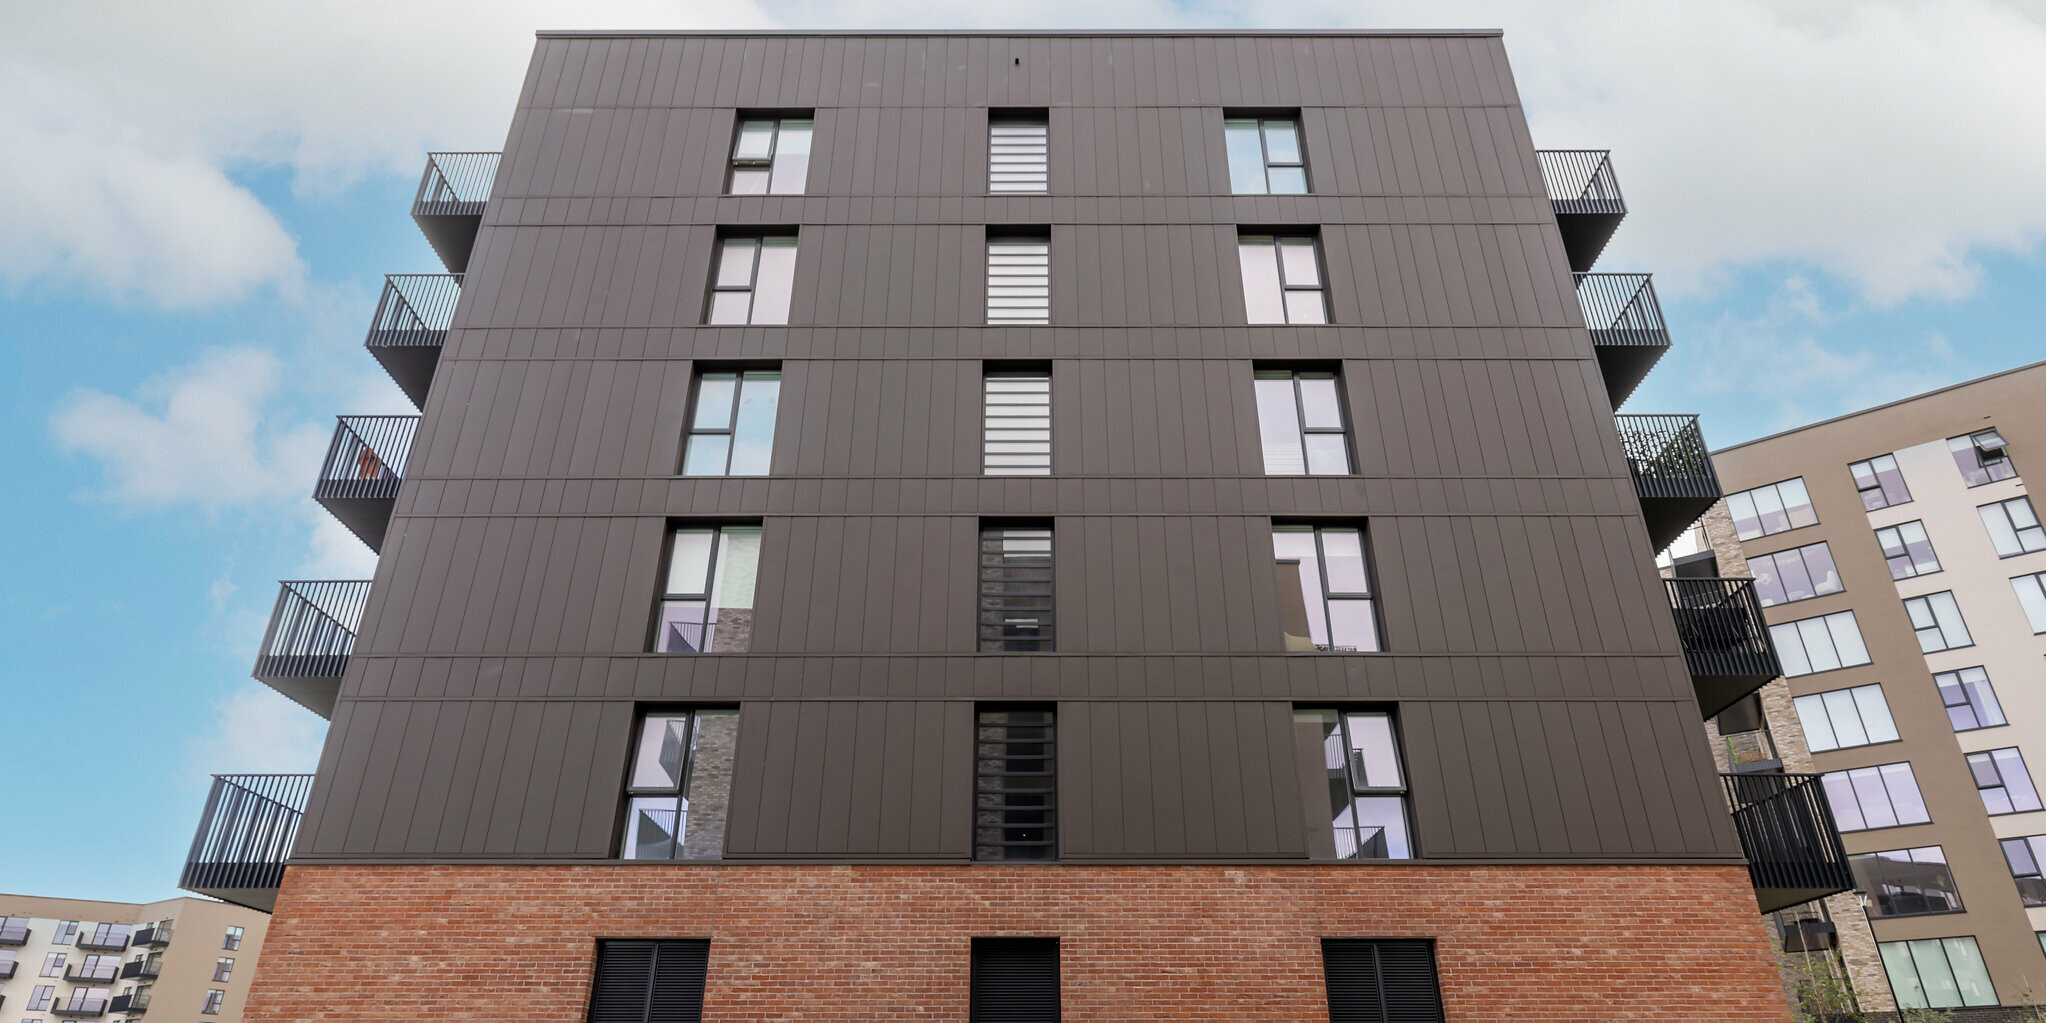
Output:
0 895 269 1022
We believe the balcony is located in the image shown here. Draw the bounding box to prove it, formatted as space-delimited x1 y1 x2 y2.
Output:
120 958 161 981
110 991 150 1015
313 415 419 553
65 961 120 984
412 152 499 273
0 918 24 944
132 924 171 948
365 273 462 410
1616 414 1721 551
1668 578 1783 719
180 773 313 914
75 931 129 952
1574 273 1670 409
252 580 370 718
1538 150 1626 271
1723 772 1855 914
0 958 14 979
53 991 110 1017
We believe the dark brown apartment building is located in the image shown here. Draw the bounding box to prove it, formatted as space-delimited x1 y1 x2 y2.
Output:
177 30 1852 1021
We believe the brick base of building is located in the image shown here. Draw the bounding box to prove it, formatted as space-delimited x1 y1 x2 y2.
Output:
248 863 1793 1022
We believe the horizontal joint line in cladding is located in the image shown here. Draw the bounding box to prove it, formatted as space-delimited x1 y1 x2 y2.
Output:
399 473 1637 482
433 346 1602 353
342 654 1697 665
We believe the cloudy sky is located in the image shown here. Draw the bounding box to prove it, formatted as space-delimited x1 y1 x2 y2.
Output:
3 0 2043 901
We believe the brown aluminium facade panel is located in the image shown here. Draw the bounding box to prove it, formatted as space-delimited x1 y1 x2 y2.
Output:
297 32 1739 865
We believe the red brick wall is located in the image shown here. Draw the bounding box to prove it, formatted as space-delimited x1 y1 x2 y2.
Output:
248 864 1792 1022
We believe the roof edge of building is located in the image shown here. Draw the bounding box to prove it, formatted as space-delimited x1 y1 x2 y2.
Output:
1713 357 2046 456
535 28 1507 39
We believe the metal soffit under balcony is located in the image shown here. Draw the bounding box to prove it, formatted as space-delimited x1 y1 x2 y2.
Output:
1574 273 1670 409
1722 772 1855 914
412 151 498 273
313 415 418 553
1538 150 1625 272
1668 578 1783 719
180 773 312 914
1615 414 1721 552
252 580 370 718
365 273 462 411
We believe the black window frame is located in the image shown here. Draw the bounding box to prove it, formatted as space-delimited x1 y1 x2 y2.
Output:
1934 666 2006 732
725 112 815 195
616 706 739 862
1848 453 1912 510
1980 496 2046 558
1902 591 1973 653
1726 477 1819 541
969 936 1061 1022
1223 111 1310 194
1969 747 2044 816
2001 835 2046 907
222 925 243 951
1875 520 1941 579
1237 230 1330 325
978 522 1055 652
1850 845 1964 919
678 365 782 478
981 363 1053 477
1744 540 1844 607
1950 429 2016 487
973 704 1058 862
650 522 764 655
703 230 799 326
587 939 712 1023
1273 523 1381 653
987 109 1050 195
1320 937 1444 1023
1253 365 1354 476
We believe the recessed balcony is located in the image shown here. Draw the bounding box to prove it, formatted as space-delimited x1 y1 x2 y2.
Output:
110 991 151 1015
412 152 499 273
65 961 120 985
52 991 110 1018
120 958 161 981
179 773 313 914
252 580 370 718
1538 150 1625 272
131 924 171 948
1723 772 1855 914
1667 578 1783 719
313 415 418 553
1615 414 1722 552
1574 273 1670 409
365 273 462 411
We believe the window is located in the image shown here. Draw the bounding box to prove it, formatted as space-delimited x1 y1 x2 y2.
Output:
680 369 780 477
1982 497 2046 557
1769 611 1870 677
1726 478 1818 540
1746 541 1843 607
1851 846 1963 918
2016 571 2046 633
978 525 1053 652
986 236 1050 325
983 369 1051 476
1297 709 1412 859
71 954 118 982
1969 747 2043 815
41 951 65 976
202 989 225 1014
1902 591 1972 653
1822 763 1930 832
970 937 1059 1023
1792 684 1898 752
29 985 54 1011
1935 667 2006 732
1881 936 1996 1010
223 926 243 951
705 234 797 325
653 524 761 653
588 939 710 1023
620 709 738 861
974 707 1056 861
213 957 234 982
1876 521 1941 579
727 114 813 194
1224 115 1308 194
988 114 1048 194
1849 454 1912 510
1950 430 2015 486
1253 369 1351 476
1274 525 1379 652
2001 835 2046 906
1238 234 1327 324
1320 939 1443 1023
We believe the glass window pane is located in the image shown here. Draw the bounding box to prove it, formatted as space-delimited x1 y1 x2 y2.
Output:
681 434 731 477
1793 696 1839 752
1932 593 1972 647
1266 166 1308 194
666 530 716 595
1224 121 1268 194
1283 289 1328 324
1883 763 1929 824
679 710 739 859
1770 622 1811 677
1782 478 1817 527
2016 574 2046 632
1278 238 1320 286
1803 543 1841 595
1880 942 1927 1009
1910 939 1962 1008
726 374 780 476
1253 376 1306 475
1297 374 1342 428
1853 686 1899 744
1823 773 1865 831
1238 240 1285 323
1342 796 1410 859
1749 554 1788 607
1273 527 1325 650
625 795 681 859
1797 617 1842 672
1262 120 1302 163
769 122 812 194
1851 769 1898 829
729 167 770 195
715 238 757 287
1827 612 1869 665
749 238 797 324
733 120 776 160
693 374 738 429
1345 712 1402 788
1821 690 1868 748
631 715 691 790
1998 749 2042 811
655 600 708 653
1751 484 1788 534
1727 491 1761 539
1304 433 1350 475
1320 529 1370 593
706 527 762 653
1327 599 1378 652
707 290 751 325
1944 937 1996 1006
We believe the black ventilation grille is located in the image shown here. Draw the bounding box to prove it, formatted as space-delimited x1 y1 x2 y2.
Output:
589 939 710 1023
971 936 1061 1023
1322 938 1443 1023
975 707 1057 860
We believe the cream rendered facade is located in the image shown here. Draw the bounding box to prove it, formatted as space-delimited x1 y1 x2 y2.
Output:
0 895 269 1023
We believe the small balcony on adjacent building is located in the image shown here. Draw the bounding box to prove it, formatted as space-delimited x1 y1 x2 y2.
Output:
313 415 419 553
180 773 313 914
1616 414 1721 551
252 580 370 718
365 273 462 411
120 957 161 981
1574 273 1670 409
110 990 150 1015
131 923 171 948
1722 772 1855 914
1538 150 1626 271
1667 577 1783 720
52 991 110 1018
412 152 499 273
65 960 119 985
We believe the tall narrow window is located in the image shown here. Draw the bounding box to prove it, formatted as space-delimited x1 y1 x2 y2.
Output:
1254 368 1351 475
1935 667 2006 731
212 958 234 982
706 235 797 325
1851 846 1963 918
1981 496 2046 557
1768 611 1870 677
620 709 738 861
681 368 780 476
970 937 1060 1023
1321 940 1443 1023
41 952 64 976
222 926 243 951
1297 709 1411 859
986 236 1050 324
588 939 710 1023
1902 591 1972 653
1792 684 1898 752
1273 525 1378 652
979 525 1053 651
52 919 76 945
1822 763 1930 832
1745 541 1843 607
1849 454 1912 510
2001 835 2046 906
983 370 1051 475
202 989 225 1014
1239 234 1327 324
1876 521 1941 579
1224 115 1308 194
988 114 1049 194
1969 748 2043 815
1727 478 1818 540
2015 571 2046 633
29 984 55 1011
1881 937 1997 1010
654 525 761 654
1950 430 2015 486
727 115 813 194
974 707 1056 861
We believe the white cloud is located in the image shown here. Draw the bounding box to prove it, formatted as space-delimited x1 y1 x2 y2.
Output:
187 683 328 776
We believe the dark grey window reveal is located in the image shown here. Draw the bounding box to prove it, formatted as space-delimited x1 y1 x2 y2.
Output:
1969 748 2044 815
587 939 710 1023
1224 115 1308 194
705 234 797 325
986 236 1051 324
1902 591 1972 653
681 369 780 477
1935 667 2006 732
1238 234 1328 324
1254 369 1352 476
1745 541 1842 607
1320 938 1444 1023
621 709 738 861
969 937 1060 1023
1851 846 1963 918
654 525 762 654
978 526 1053 651
1821 763 1930 832
1950 429 2015 487
1849 454 1912 510
1726 477 1818 541
2001 835 2046 907
983 371 1051 476
1273 525 1378 652
974 707 1056 861
988 115 1049 194
1876 521 1941 579
1297 709 1411 859
727 115 813 195
1980 496 2046 557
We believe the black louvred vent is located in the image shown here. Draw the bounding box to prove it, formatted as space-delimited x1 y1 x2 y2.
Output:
971 936 1060 1023
589 939 710 1023
1322 938 1442 1023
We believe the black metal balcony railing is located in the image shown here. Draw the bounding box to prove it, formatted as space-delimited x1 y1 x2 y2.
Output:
52 991 110 1017
180 773 314 914
313 415 419 553
74 930 129 952
65 961 119 984
252 580 370 718
365 273 462 410
412 152 499 273
1668 577 1784 719
132 923 171 948
1723 772 1855 914
1537 149 1626 272
120 958 161 981
1615 414 1722 552
1574 273 1670 409
110 990 151 1015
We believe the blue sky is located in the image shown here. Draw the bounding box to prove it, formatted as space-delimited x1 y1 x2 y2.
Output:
5 1 2046 902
